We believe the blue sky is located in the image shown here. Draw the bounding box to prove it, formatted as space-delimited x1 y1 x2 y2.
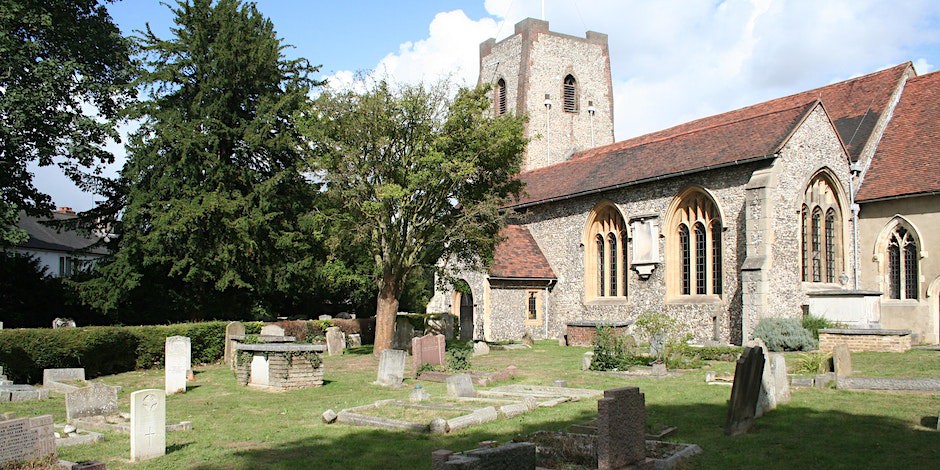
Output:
33 0 940 211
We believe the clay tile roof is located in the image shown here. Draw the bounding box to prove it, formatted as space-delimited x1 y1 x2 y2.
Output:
509 63 910 208
512 100 819 207
489 225 556 279
857 70 940 202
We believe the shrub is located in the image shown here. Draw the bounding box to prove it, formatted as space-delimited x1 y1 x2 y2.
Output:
794 352 830 374
801 313 845 339
333 318 375 344
446 341 473 371
692 346 743 361
634 311 678 362
590 326 629 371
0 321 229 383
752 317 818 351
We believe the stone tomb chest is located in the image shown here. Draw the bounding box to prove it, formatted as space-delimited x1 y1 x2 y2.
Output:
234 343 326 391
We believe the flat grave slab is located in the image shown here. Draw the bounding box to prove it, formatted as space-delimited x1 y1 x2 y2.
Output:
417 366 518 386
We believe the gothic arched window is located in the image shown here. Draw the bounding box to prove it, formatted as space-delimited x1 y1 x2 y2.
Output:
801 173 844 284
886 226 919 300
584 202 627 299
495 78 507 116
563 74 578 113
668 187 723 298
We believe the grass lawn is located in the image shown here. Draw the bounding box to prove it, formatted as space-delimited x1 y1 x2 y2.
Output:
1 341 938 469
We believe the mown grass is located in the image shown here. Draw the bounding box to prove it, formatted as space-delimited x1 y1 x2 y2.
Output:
1 342 938 469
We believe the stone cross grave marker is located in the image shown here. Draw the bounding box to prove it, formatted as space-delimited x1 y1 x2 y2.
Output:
445 374 475 398
260 323 285 336
376 349 407 387
165 336 191 395
224 321 246 369
65 382 118 420
325 327 347 356
131 389 166 462
724 346 765 436
412 334 446 372
0 415 55 466
833 344 852 377
596 387 646 470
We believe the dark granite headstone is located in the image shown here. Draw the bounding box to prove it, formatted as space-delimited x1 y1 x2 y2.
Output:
724 346 765 436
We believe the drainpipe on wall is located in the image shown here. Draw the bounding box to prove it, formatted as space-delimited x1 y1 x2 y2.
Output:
850 162 862 290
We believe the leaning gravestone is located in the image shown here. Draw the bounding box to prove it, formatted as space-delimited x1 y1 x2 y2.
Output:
0 414 55 466
445 374 475 398
724 346 765 436
746 338 776 417
325 327 347 356
596 387 647 470
224 321 246 368
833 344 852 377
412 334 446 372
65 382 118 420
130 389 166 462
376 349 407 387
165 336 191 395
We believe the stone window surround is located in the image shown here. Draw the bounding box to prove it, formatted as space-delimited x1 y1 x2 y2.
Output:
664 185 724 302
873 215 926 300
524 289 543 325
801 171 845 284
583 200 627 302
562 74 579 113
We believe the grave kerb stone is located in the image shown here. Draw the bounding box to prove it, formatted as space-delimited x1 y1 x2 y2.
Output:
130 389 166 462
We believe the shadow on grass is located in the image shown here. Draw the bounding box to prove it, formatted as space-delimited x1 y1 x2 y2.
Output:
346 346 374 355
192 400 940 469
167 442 192 455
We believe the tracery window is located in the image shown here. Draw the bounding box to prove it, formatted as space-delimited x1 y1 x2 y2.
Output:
668 187 722 298
563 75 578 113
887 226 919 300
801 173 843 284
585 202 627 299
495 78 507 116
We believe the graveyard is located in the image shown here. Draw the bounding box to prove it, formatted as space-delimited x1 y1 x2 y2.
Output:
1 338 938 469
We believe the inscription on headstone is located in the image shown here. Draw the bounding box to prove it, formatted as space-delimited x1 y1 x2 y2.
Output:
131 389 166 462
0 415 55 466
65 382 118 420
412 334 446 372
376 349 407 387
165 336 191 395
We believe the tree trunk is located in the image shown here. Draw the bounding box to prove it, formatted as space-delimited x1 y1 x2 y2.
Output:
373 273 399 356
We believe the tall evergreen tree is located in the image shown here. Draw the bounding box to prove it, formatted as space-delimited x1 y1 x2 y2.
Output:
81 0 320 322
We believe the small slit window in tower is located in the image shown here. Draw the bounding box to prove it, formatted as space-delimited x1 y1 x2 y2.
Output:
563 75 578 113
496 78 507 115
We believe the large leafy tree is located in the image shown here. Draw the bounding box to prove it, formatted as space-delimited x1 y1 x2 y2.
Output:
307 81 527 354
81 0 320 322
0 0 133 244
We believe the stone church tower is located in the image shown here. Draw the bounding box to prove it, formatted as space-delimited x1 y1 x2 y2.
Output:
479 18 615 171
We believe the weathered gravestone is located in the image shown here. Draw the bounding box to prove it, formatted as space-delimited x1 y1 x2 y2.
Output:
412 334 446 372
66 382 118 420
347 334 362 349
473 341 490 356
325 327 347 356
833 344 852 377
445 374 476 398
165 336 191 395
376 349 407 387
0 414 55 466
596 387 647 470
224 321 246 369
770 353 791 405
130 389 166 462
724 346 765 435
260 323 285 336
318 315 333 321
746 338 776 417
43 368 85 387
393 317 415 353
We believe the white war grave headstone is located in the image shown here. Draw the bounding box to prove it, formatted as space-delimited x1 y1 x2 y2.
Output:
165 336 191 394
130 389 166 462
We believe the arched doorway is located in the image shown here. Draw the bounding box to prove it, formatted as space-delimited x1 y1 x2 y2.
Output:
451 280 475 341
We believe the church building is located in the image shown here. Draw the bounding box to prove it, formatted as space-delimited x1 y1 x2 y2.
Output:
427 18 940 346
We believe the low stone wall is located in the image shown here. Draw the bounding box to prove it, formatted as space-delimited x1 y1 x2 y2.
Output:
818 328 912 353
565 321 632 347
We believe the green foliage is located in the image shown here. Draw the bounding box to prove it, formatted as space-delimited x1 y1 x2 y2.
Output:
0 0 133 219
0 321 228 383
802 313 845 339
80 0 328 323
0 204 27 247
752 317 818 351
590 326 631 370
690 346 743 361
305 78 527 349
446 341 473 371
0 253 96 328
794 352 830 374
634 311 679 362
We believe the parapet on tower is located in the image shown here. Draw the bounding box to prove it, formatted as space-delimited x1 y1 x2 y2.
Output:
479 18 615 171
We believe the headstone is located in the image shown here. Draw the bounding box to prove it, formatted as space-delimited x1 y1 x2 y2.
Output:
325 327 347 356
65 382 118 420
224 321 246 368
553 380 567 388
596 387 647 470
651 362 667 375
558 334 567 347
347 334 362 348
724 346 765 435
445 374 475 398
745 338 775 417
318 315 333 321
412 334 446 371
770 353 791 404
376 349 407 387
0 415 55 466
260 323 285 336
393 317 415 352
130 389 166 462
165 336 191 395
581 351 594 370
833 344 852 377
472 341 490 356
43 368 85 387
522 332 534 347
